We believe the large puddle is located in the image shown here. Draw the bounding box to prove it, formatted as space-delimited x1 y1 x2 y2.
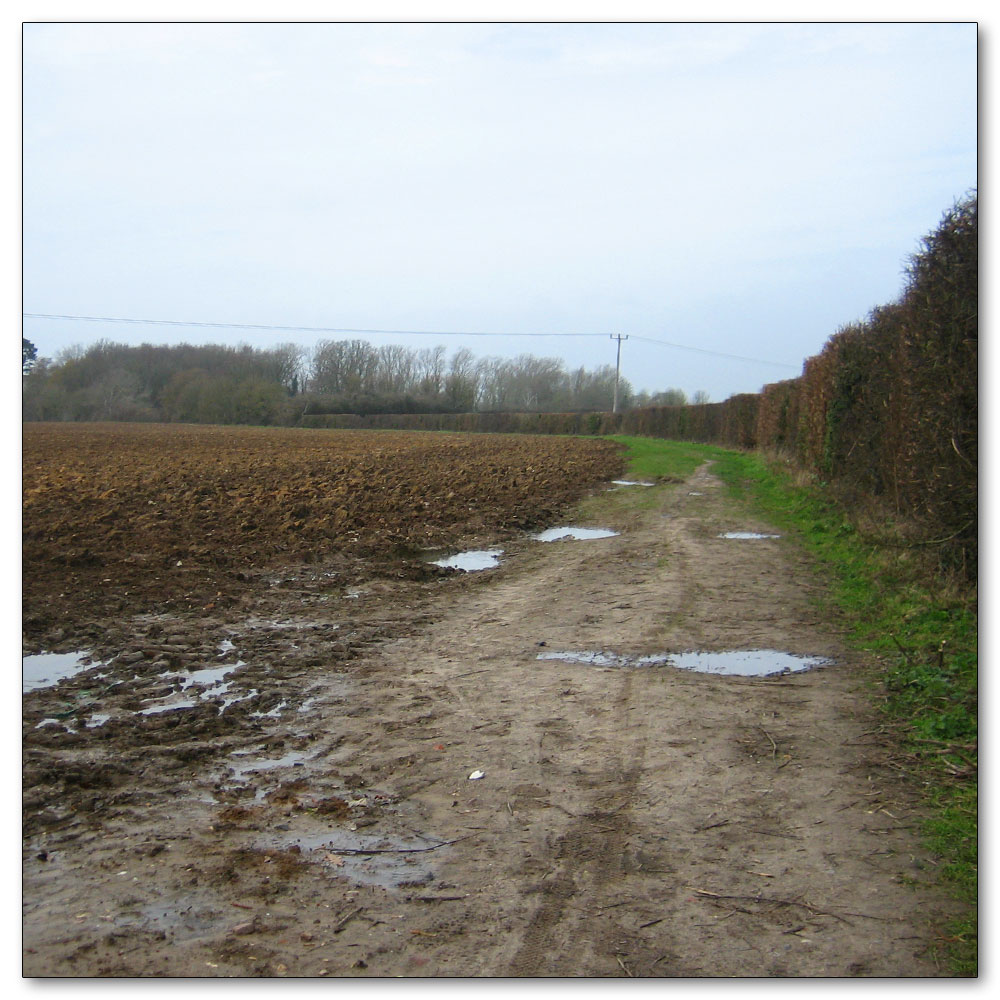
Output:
537 649 830 677
533 526 619 542
22 651 102 693
431 548 504 571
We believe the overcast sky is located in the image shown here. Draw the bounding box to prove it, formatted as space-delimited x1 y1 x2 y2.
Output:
22 20 977 401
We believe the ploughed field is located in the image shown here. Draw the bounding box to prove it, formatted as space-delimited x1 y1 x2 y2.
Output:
22 423 625 639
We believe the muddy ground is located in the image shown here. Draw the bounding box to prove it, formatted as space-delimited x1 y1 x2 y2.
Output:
22 462 960 978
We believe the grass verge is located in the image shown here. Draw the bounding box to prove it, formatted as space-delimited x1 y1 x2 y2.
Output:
605 435 729 481
613 437 978 976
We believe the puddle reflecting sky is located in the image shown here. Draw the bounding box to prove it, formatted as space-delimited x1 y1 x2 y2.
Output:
23 651 101 693
227 747 311 781
718 531 780 540
538 649 829 677
431 548 504 571
139 662 246 715
533 526 619 542
35 717 76 733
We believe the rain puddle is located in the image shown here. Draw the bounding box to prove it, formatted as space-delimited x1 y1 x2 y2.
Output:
537 650 622 667
718 531 780 540
431 548 503 571
256 829 442 889
218 747 319 800
181 663 240 690
663 650 829 676
22 651 102 693
250 700 287 719
537 649 829 677
138 697 199 716
612 480 655 487
223 688 259 712
35 717 77 733
533 526 619 542
227 748 312 782
139 662 246 715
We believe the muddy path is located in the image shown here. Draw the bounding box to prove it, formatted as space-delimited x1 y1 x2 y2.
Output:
22 463 958 977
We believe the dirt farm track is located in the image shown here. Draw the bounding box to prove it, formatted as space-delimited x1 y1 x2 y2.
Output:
22 423 960 978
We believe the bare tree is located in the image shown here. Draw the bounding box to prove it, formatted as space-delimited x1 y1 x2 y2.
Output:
415 345 448 398
445 348 480 410
376 344 415 395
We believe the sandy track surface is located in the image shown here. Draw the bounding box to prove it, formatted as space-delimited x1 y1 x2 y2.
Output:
22 463 957 977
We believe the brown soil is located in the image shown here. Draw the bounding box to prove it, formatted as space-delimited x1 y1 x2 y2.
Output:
22 423 623 637
22 431 959 978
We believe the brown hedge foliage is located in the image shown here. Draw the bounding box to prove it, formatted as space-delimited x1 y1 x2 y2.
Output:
784 195 977 576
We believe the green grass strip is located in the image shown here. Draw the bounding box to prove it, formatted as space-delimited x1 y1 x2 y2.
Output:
605 435 729 481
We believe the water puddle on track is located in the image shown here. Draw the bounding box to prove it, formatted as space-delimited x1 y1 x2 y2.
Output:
227 747 312 780
718 531 781 540
138 662 247 715
430 548 504 571
537 649 830 677
219 747 317 799
22 651 104 693
611 480 655 487
533 526 619 542
255 829 443 889
34 717 77 733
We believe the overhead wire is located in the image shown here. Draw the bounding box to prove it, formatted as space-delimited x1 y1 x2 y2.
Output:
22 313 609 339
22 312 799 369
628 334 799 369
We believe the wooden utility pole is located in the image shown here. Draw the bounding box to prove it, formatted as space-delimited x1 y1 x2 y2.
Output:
611 334 628 413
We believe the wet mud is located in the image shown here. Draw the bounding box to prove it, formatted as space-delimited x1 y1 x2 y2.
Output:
22 432 960 978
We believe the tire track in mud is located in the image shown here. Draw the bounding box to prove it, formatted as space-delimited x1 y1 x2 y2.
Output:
507 666 647 977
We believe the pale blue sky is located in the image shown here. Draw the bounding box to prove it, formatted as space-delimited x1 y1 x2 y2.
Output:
22 20 977 400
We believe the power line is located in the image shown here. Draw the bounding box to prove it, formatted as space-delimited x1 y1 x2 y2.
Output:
629 334 799 369
22 312 799 369
22 313 609 340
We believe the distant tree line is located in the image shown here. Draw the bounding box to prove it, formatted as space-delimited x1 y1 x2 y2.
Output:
21 336 705 425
